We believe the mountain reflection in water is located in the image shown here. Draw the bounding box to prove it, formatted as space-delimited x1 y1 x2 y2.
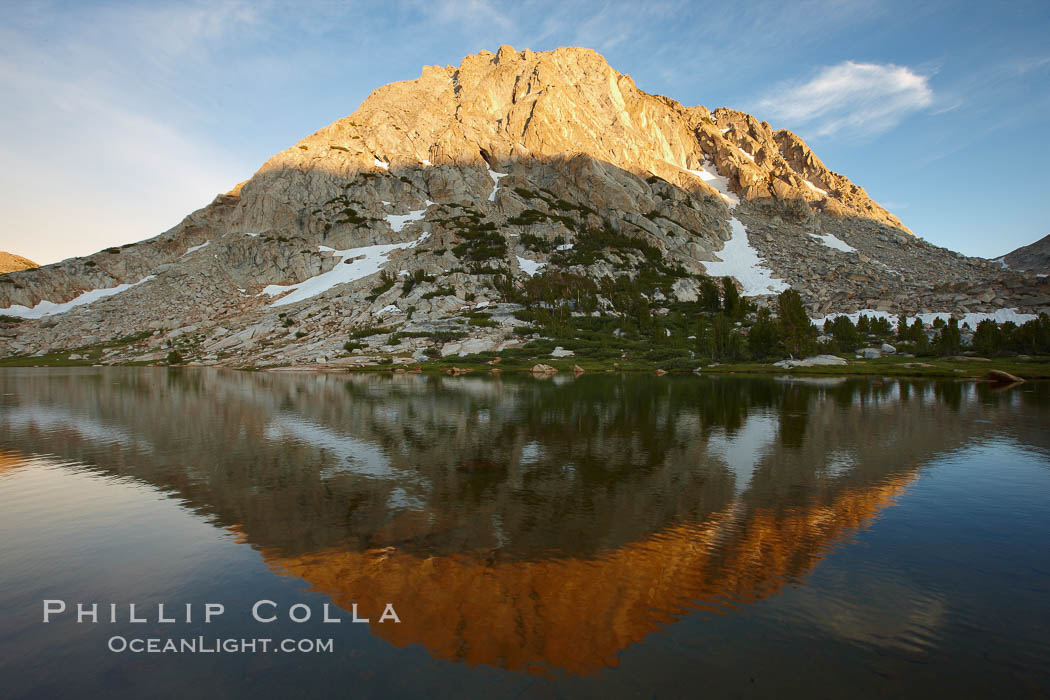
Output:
0 368 1047 678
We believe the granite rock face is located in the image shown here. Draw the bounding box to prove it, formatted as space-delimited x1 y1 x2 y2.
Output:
0 46 1046 366
998 233 1050 275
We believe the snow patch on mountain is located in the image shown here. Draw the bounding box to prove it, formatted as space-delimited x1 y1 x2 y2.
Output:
813 308 1038 330
0 276 155 319
487 167 507 201
811 309 899 328
703 219 789 296
914 308 1038 328
180 241 211 257
263 231 429 307
685 162 740 208
516 255 545 277
385 201 433 232
809 232 856 253
804 180 828 196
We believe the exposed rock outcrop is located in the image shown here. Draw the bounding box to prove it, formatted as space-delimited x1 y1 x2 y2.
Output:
997 233 1050 275
1 46 1045 365
0 252 37 274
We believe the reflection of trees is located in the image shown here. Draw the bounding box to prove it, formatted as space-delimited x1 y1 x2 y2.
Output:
0 370 1034 560
777 383 810 448
2 369 1044 673
935 381 964 412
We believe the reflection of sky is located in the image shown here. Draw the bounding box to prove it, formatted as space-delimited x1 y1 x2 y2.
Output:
0 373 1047 691
0 453 252 600
775 438 1050 659
778 568 948 653
0 451 368 700
705 412 778 494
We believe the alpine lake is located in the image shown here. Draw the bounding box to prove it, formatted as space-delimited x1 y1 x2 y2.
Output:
1 367 1048 698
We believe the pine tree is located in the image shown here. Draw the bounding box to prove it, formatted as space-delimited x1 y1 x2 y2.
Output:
699 278 721 313
829 316 860 352
972 319 1002 356
747 308 780 359
708 314 743 360
777 289 816 358
721 277 741 318
914 321 931 355
934 317 961 355
870 317 892 338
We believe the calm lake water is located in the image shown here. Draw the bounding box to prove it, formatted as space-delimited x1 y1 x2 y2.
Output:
0 368 1048 698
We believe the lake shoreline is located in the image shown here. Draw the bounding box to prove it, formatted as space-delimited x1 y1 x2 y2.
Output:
3 346 1049 380
6 355 1049 380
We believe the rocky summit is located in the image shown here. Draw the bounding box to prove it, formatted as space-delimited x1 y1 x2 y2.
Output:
1 46 1048 367
0 252 37 275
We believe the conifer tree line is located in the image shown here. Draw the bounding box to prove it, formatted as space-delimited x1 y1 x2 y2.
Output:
497 269 1050 367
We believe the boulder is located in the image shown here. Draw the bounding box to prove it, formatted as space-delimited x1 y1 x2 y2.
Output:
530 363 557 375
458 337 497 355
987 369 1024 385
858 347 882 359
773 354 847 368
550 346 575 358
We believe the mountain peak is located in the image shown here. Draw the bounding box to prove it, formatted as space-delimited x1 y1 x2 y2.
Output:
1 47 1044 368
0 252 38 275
253 46 903 233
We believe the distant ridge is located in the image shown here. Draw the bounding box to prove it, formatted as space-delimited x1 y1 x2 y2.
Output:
0 252 37 274
998 234 1050 275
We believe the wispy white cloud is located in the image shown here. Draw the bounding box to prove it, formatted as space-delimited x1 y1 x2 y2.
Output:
756 61 934 138
423 0 512 30
0 2 258 264
0 0 1046 265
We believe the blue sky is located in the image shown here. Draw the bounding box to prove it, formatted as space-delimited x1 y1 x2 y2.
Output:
2 0 1048 265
